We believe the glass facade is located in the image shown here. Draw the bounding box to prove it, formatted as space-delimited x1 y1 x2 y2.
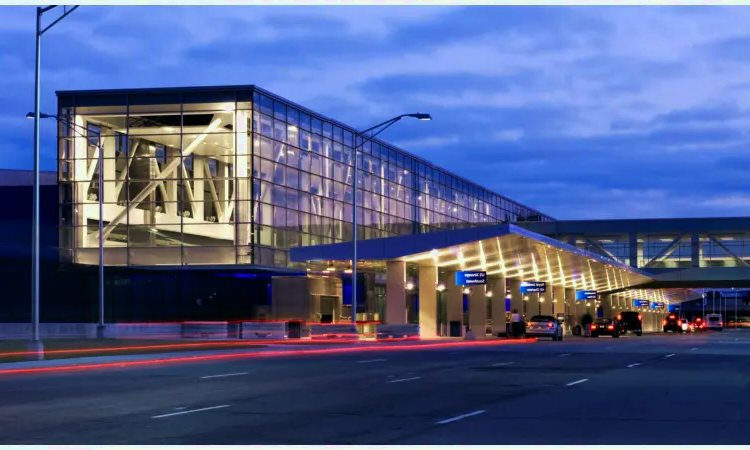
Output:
57 86 553 269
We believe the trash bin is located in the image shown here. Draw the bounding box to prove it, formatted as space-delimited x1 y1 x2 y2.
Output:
287 320 302 339
449 321 462 337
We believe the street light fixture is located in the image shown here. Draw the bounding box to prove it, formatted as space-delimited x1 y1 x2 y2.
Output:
30 111 106 338
30 5 80 357
350 113 431 327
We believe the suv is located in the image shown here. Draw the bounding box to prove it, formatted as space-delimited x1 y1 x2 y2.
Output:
663 313 684 333
705 314 723 331
616 311 643 336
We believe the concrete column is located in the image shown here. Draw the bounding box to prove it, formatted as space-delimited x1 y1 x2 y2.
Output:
234 109 250 251
490 276 507 337
418 265 438 339
527 292 539 319
539 290 552 316
385 261 407 325
446 271 464 337
193 155 205 220
509 279 523 318
601 294 614 318
553 285 565 316
566 287 578 329
468 285 487 337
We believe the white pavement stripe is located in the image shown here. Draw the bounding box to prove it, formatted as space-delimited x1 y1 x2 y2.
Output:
690 348 697 351
559 353 571 357
665 353 676 358
357 359 387 363
566 379 589 387
200 373 248 379
492 362 514 366
386 376 421 384
152 405 230 419
436 410 486 425
627 363 641 368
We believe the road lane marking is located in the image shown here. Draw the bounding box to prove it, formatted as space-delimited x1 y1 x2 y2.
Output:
566 379 589 387
200 372 248 379
492 362 514 366
436 410 486 424
358 358 387 363
690 348 697 351
665 353 676 358
627 363 641 368
559 353 571 357
152 405 230 419
386 376 421 384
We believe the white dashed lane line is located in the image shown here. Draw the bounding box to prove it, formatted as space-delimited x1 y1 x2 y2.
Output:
559 353 572 357
566 379 589 387
386 376 421 384
152 405 230 419
627 363 641 368
200 373 248 379
492 362 514 367
436 410 486 425
665 353 676 358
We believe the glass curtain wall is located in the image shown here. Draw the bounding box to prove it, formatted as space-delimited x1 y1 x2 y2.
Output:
59 87 552 269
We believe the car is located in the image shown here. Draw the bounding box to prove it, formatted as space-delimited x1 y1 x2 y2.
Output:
692 317 707 332
590 318 620 338
616 311 643 336
525 315 564 341
663 313 684 333
705 313 723 331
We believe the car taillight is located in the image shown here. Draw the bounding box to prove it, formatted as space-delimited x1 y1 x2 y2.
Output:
638 314 642 321
590 324 597 330
617 314 621 320
607 325 614 330
547 322 554 328
678 320 682 326
662 320 667 325
719 322 723 326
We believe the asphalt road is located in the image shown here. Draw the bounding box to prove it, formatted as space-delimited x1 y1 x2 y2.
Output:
0 331 748 445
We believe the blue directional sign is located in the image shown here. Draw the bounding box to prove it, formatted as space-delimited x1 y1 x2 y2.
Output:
650 302 665 309
520 281 546 294
576 290 598 301
455 271 486 286
633 299 649 307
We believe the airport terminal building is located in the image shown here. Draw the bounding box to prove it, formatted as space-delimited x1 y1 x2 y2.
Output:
10 84 749 335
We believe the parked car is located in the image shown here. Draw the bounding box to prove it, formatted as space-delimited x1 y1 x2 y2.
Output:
525 315 564 341
590 318 620 338
616 311 643 336
706 313 723 331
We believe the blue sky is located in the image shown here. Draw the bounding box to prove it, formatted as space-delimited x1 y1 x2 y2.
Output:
2 5 750 220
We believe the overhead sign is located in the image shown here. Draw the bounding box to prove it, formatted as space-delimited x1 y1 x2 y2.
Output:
576 290 598 301
520 281 546 294
650 302 665 309
633 299 649 307
455 271 486 286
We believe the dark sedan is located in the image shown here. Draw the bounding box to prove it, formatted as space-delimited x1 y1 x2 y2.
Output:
590 318 620 338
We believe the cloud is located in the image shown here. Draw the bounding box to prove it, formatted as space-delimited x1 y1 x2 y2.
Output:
3 5 750 219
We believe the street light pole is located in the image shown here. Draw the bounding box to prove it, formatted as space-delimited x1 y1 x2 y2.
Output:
30 5 80 357
350 113 431 327
30 112 105 337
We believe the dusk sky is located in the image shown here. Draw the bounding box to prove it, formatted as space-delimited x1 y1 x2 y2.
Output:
2 5 750 220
